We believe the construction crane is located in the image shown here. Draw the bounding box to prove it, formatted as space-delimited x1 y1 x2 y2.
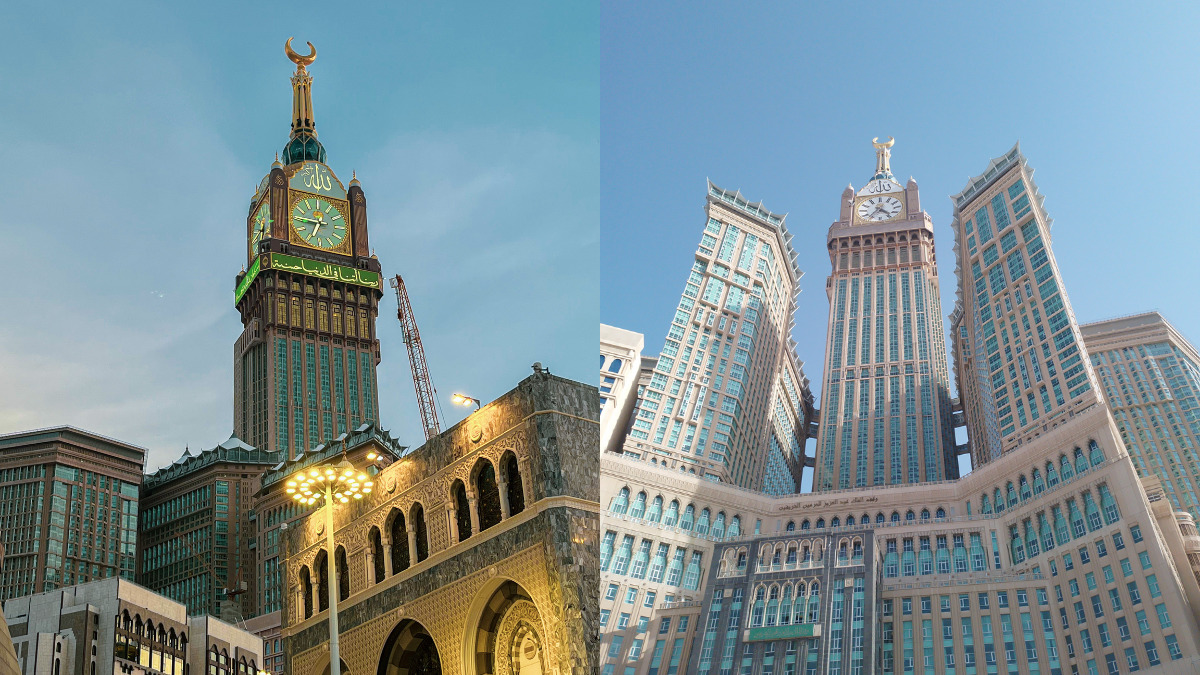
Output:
391 274 443 440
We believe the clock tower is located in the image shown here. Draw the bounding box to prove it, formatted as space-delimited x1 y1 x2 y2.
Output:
233 39 383 457
812 138 958 490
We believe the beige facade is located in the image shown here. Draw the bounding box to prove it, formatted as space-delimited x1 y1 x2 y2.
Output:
813 141 957 491
277 371 598 675
622 182 814 494
601 141 1200 675
1080 312 1200 521
602 404 1200 674
603 325 647 455
2 577 263 675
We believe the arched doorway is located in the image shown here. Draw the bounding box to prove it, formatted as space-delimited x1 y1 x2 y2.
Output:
377 619 440 675
465 580 547 675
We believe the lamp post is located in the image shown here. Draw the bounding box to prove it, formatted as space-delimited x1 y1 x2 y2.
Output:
285 457 373 675
452 393 481 411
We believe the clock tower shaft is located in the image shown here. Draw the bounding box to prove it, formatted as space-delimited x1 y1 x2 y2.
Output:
232 41 383 457
812 140 959 491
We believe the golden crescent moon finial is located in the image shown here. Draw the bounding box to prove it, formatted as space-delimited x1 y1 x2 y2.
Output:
285 37 317 68
872 136 895 149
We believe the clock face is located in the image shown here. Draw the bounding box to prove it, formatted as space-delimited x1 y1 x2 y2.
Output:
857 196 903 222
250 202 271 254
291 196 348 250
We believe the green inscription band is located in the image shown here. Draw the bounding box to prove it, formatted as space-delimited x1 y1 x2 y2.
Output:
235 254 381 306
745 624 820 641
234 256 261 306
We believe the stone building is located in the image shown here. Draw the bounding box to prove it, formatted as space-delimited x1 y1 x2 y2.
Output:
278 369 598 675
2 576 263 674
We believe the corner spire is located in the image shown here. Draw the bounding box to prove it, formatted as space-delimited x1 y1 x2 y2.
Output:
281 38 326 165
871 136 896 182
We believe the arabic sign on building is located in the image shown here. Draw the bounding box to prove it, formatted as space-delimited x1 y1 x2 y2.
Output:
234 253 380 305
745 623 820 642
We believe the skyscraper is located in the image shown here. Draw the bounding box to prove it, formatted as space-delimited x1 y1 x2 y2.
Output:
233 40 384 457
1081 311 1200 518
949 143 1102 467
620 181 814 493
813 139 956 491
0 427 144 600
137 437 279 619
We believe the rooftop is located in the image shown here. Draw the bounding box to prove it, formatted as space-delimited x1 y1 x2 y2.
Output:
0 426 147 463
143 435 281 491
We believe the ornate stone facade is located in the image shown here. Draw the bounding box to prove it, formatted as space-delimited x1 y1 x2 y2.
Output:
278 370 598 675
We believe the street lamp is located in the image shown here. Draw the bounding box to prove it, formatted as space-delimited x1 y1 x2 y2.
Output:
452 393 481 410
284 456 373 675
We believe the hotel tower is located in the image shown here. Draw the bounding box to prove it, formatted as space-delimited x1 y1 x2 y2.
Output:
813 139 957 491
620 182 815 494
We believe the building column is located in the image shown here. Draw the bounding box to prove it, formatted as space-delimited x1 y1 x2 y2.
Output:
380 533 393 578
364 549 376 584
498 477 511 519
468 494 481 535
407 528 418 566
520 457 534 506
448 506 460 543
311 579 320 616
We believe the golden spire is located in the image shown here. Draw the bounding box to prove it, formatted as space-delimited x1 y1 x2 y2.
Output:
872 136 895 177
286 38 318 138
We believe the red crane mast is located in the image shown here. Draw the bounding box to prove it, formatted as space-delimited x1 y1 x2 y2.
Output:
390 274 442 440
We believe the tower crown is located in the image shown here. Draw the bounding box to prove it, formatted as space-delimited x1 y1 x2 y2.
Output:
281 38 326 165
870 136 896 182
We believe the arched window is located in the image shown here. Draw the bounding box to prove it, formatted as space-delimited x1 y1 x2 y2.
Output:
646 496 664 523
920 509 930 522
474 459 502 531
1089 440 1104 465
831 517 840 528
935 507 946 519
452 479 472 541
680 504 696 531
696 508 711 535
502 452 524 516
608 358 624 373
389 509 410 574
712 512 727 538
629 492 648 519
411 503 429 562
876 512 886 524
301 566 313 618
315 550 329 612
891 511 900 523
815 518 825 529
801 519 811 530
786 520 796 532
905 510 915 522
609 487 630 514
1060 454 1075 481
1019 476 1031 501
335 545 349 601
1074 447 1089 472
846 516 855 527
664 500 680 527
729 515 741 537
370 527 385 583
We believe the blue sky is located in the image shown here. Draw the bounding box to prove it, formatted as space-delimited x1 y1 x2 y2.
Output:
600 2 1200 483
0 1 597 472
